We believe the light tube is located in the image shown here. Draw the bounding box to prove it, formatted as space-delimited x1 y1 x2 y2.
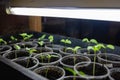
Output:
7 7 120 22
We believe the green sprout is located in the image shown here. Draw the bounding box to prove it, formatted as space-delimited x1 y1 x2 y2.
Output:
66 46 81 54
38 34 46 41
87 44 103 76
19 33 33 41
48 35 54 43
25 48 37 68
10 36 17 41
39 53 58 77
14 44 21 58
60 39 72 48
64 67 86 80
97 43 115 65
39 54 58 63
0 38 7 45
14 44 21 50
38 41 44 52
66 46 81 66
82 38 98 46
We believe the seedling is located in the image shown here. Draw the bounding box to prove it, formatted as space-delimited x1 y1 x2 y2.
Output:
87 44 103 76
66 46 81 54
102 44 115 53
38 34 46 41
66 46 81 66
39 53 59 77
19 33 33 41
64 67 86 80
48 35 54 43
39 53 58 63
14 44 21 50
38 41 44 52
0 38 7 45
60 39 72 49
97 43 115 65
10 36 17 41
14 44 21 58
82 38 98 46
25 48 37 68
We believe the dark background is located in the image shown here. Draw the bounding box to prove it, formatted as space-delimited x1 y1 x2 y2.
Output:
1 4 120 46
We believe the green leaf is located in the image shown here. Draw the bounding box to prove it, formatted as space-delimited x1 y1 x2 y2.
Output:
10 36 17 41
38 34 46 40
90 39 98 44
48 35 54 42
14 44 21 50
38 41 44 46
87 46 94 51
0 38 7 44
74 46 81 52
51 55 58 58
66 39 71 44
47 54 51 59
26 48 37 54
64 67 77 76
97 43 106 49
79 71 86 77
19 33 27 37
82 38 89 43
66 47 73 51
107 44 115 50
60 39 65 43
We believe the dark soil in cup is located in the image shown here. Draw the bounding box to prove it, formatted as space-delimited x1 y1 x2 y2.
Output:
77 63 108 76
36 68 63 80
0 47 9 52
4 50 30 59
62 56 86 66
0 46 11 55
13 58 37 68
101 56 120 61
111 72 120 80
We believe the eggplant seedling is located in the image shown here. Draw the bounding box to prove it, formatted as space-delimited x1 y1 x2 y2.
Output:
97 43 115 64
25 48 37 68
66 46 81 66
66 46 81 54
0 38 7 45
61 39 71 47
14 44 21 58
82 38 98 46
48 35 54 43
10 36 17 41
87 44 103 76
38 34 46 41
39 53 58 77
19 33 33 41
38 41 44 52
60 39 72 51
64 67 86 80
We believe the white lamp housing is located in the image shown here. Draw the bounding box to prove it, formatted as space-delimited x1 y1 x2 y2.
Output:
7 0 120 22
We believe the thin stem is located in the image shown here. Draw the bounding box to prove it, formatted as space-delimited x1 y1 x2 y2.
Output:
45 68 49 77
93 51 96 77
26 58 30 68
45 55 50 77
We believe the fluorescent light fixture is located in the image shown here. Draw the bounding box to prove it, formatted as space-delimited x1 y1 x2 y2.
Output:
8 7 120 22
